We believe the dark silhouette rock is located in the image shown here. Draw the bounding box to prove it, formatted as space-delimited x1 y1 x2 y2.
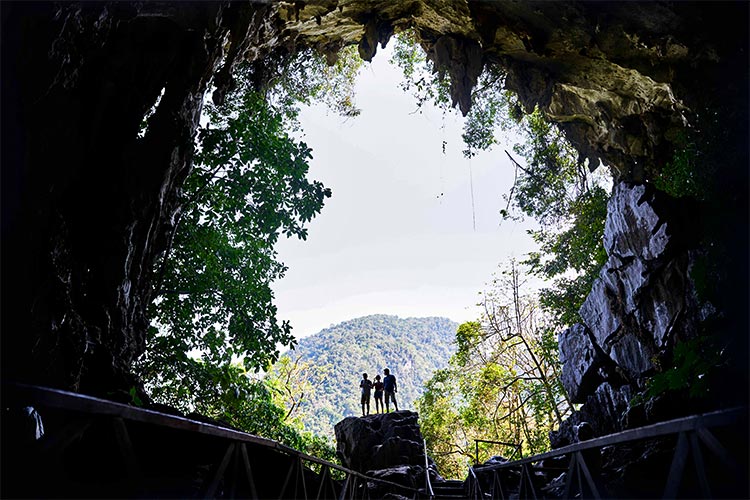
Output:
335 410 444 495
335 411 425 472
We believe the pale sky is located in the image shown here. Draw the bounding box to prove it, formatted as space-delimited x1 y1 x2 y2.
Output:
272 44 539 339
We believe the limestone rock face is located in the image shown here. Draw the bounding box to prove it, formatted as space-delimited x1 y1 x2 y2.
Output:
272 1 745 179
558 323 604 404
559 182 701 426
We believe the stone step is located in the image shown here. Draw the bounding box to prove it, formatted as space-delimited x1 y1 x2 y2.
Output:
433 486 465 492
432 483 467 499
438 480 465 487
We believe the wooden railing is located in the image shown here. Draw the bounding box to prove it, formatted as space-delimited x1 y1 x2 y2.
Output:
466 406 747 499
2 383 420 499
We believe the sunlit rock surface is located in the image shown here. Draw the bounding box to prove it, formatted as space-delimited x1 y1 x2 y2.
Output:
559 323 603 404
559 182 704 425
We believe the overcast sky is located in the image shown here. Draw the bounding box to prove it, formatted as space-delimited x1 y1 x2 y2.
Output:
271 44 539 339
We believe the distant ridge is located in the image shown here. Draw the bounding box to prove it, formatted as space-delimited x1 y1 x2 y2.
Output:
285 314 458 437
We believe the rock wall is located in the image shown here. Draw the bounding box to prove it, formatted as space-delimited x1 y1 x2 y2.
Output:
2 1 746 401
1 2 274 397
556 181 719 441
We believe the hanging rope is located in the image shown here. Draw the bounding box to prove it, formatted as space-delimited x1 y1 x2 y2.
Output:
437 116 447 203
469 158 477 232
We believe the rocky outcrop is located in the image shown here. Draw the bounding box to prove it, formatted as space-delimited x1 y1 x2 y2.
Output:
558 182 703 434
335 411 441 493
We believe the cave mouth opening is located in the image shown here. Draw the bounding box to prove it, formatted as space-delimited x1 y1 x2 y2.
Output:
262 39 582 342
2 2 747 421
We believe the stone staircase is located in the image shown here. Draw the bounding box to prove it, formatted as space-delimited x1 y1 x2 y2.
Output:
431 479 466 499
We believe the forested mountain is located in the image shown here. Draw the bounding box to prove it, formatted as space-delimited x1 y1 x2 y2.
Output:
280 315 458 437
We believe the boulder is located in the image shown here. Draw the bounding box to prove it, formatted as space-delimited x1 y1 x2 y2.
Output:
335 410 448 495
335 411 425 473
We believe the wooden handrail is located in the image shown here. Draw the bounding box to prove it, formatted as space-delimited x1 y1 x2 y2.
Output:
473 406 747 471
5 382 419 495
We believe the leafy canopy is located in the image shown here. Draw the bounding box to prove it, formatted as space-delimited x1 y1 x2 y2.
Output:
138 48 360 455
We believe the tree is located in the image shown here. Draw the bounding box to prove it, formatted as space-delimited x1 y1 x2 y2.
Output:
265 355 318 427
141 87 329 393
138 47 361 447
418 262 571 478
507 110 610 327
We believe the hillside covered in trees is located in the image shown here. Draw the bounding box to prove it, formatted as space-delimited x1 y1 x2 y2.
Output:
275 315 457 437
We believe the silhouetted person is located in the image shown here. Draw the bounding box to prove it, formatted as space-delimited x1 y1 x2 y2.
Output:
383 368 398 412
359 373 373 416
372 374 385 413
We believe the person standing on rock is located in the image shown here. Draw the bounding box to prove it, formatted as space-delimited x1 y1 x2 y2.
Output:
383 368 398 412
372 374 385 413
359 373 373 416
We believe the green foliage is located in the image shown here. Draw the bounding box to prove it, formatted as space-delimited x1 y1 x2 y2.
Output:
391 30 451 110
143 356 336 459
454 321 482 366
128 386 143 407
266 46 364 119
510 110 609 328
653 142 702 199
526 186 609 325
511 109 583 223
646 337 723 400
391 32 517 158
139 48 362 459
144 89 329 384
460 78 518 158
652 128 717 201
275 315 458 437
265 354 317 428
392 33 610 328
418 263 571 479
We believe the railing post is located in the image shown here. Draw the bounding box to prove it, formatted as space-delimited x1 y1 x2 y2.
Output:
337 473 350 500
111 418 144 496
423 439 434 499
664 432 689 498
239 443 259 499
688 432 711 498
203 442 236 499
